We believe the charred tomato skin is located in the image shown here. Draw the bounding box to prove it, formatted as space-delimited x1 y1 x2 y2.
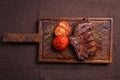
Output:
55 21 71 36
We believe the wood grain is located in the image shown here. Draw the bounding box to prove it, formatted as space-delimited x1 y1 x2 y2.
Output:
3 33 40 43
2 18 113 63
38 18 113 63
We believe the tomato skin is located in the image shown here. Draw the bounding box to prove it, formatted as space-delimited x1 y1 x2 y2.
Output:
53 36 69 51
55 21 71 36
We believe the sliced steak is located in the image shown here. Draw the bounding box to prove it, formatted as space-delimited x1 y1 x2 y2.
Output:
70 22 97 60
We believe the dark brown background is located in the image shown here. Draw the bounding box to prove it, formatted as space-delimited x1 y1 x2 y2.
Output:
0 0 119 80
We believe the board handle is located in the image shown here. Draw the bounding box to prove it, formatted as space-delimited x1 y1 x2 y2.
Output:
2 33 41 43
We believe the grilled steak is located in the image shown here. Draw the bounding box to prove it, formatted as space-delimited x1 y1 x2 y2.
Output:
70 22 97 60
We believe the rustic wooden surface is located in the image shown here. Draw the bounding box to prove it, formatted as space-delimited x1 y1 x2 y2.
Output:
2 18 112 63
38 18 113 63
1 0 119 80
3 33 40 43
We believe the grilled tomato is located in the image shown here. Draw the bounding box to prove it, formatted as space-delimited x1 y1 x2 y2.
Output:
53 35 69 51
55 21 71 36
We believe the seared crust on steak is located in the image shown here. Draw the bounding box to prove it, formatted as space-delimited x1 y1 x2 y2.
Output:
70 22 97 60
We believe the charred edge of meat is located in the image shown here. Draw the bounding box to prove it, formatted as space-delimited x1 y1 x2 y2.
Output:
70 36 90 60
70 22 97 60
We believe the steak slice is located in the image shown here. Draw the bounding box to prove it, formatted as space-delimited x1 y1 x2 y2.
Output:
70 22 97 60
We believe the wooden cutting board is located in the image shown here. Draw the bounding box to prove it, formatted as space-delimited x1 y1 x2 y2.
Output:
3 18 113 63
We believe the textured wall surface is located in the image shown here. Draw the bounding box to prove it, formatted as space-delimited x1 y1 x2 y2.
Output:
0 0 119 80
